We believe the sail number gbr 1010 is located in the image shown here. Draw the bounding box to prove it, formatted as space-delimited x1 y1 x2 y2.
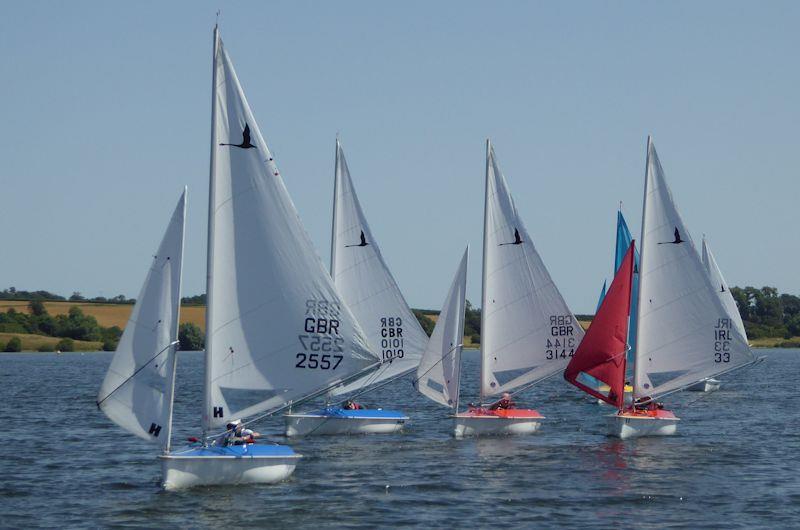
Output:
545 315 577 360
296 299 344 370
380 316 404 364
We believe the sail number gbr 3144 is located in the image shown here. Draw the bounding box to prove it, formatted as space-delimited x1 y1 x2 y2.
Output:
296 299 344 370
546 315 577 360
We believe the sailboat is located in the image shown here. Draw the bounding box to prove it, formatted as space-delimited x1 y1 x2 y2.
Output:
593 209 639 404
565 241 636 428
415 247 469 420
452 140 585 437
688 237 749 392
284 139 428 436
603 137 758 438
103 26 382 489
97 189 193 484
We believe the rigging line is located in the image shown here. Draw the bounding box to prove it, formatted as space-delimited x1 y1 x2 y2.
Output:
639 355 766 406
96 340 179 408
410 343 462 387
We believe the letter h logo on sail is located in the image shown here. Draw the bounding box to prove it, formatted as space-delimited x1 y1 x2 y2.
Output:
213 406 224 418
148 423 162 437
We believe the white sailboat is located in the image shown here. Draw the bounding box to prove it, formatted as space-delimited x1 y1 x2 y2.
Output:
688 237 749 392
128 27 380 489
414 247 468 418
284 139 427 436
607 137 758 438
453 140 585 437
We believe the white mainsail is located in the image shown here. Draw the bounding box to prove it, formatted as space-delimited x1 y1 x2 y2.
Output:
415 247 469 408
633 138 755 399
702 237 747 339
480 141 584 398
97 189 186 449
328 139 428 397
203 30 380 431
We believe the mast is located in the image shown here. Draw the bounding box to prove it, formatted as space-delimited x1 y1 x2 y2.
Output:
202 26 220 436
330 136 340 275
163 186 187 452
455 244 469 413
479 138 491 404
632 135 651 400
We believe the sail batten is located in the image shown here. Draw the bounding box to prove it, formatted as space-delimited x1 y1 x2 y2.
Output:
633 138 755 399
203 32 380 428
480 143 584 398
328 140 427 397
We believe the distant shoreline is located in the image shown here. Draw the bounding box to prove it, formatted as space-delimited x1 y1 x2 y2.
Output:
1 300 798 352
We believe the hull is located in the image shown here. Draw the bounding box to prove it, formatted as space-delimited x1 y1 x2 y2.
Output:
687 378 721 392
159 445 301 490
453 408 544 438
284 408 408 437
607 409 680 439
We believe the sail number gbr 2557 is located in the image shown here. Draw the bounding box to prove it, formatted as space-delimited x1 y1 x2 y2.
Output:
296 299 344 370
545 315 577 360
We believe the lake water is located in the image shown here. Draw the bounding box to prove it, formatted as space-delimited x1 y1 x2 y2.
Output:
2 349 798 528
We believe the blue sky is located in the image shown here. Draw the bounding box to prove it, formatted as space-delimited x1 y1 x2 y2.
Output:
1 1 797 313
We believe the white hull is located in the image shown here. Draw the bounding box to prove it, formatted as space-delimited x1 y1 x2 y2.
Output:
606 412 680 439
160 451 301 490
687 378 721 392
453 414 543 438
284 414 407 437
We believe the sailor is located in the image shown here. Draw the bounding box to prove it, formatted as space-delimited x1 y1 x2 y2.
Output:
222 419 261 445
489 392 515 410
341 400 363 410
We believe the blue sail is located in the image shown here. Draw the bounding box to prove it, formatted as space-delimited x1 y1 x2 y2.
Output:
596 280 607 312
614 211 639 363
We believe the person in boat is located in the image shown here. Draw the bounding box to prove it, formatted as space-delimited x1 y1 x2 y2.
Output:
221 419 261 446
489 392 515 411
633 397 665 411
341 400 363 410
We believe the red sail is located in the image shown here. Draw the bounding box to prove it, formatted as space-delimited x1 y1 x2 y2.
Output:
564 241 635 408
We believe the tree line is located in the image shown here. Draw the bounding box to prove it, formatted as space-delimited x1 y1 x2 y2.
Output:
3 286 800 352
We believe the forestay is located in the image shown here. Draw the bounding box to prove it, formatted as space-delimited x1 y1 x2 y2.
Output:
328 140 427 396
203 30 379 431
480 142 584 398
702 237 747 339
633 138 755 399
415 247 469 408
97 190 186 449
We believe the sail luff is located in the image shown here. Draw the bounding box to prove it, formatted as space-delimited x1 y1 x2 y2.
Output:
633 136 651 398
330 137 341 275
162 187 187 452
479 139 491 403
202 26 220 435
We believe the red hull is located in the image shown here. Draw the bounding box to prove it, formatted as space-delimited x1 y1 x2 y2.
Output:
462 407 544 419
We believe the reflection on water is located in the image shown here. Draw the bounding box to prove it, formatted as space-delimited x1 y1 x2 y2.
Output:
1 348 799 527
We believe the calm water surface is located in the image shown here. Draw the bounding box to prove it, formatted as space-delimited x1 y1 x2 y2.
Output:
2 349 798 528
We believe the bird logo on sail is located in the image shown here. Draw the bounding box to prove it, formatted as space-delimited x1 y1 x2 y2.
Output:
220 123 257 149
658 227 684 245
499 228 524 246
345 230 369 248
